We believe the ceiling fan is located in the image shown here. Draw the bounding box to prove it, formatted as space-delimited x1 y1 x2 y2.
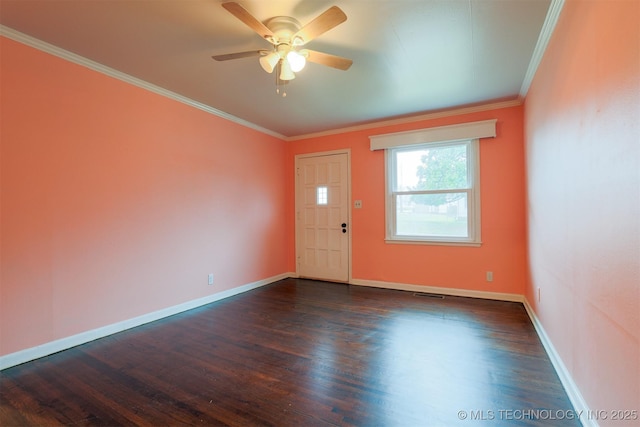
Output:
212 2 352 86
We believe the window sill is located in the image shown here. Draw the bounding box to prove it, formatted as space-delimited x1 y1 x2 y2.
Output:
385 238 482 247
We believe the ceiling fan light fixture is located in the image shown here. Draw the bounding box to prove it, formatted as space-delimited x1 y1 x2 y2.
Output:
217 3 352 94
286 51 306 72
259 51 280 73
279 59 296 80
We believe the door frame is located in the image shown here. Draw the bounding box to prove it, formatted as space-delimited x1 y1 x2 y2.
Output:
294 149 352 283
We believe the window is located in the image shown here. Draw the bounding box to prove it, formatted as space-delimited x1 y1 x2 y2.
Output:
316 186 328 205
371 119 495 245
385 139 481 245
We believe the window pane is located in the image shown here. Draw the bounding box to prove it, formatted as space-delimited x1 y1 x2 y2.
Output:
396 193 468 237
395 144 468 191
317 186 328 205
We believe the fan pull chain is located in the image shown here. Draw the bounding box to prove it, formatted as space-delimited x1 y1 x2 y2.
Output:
275 61 287 97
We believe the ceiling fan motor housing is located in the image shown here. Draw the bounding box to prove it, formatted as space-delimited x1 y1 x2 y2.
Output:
265 16 303 46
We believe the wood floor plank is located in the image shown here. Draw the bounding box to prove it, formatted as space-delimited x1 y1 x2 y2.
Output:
1 279 580 426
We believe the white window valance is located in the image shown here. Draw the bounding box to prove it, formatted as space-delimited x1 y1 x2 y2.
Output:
369 119 497 151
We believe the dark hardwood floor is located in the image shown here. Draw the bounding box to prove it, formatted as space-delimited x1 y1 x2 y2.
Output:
1 278 580 426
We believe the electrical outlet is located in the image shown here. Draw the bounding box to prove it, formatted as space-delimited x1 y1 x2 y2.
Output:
208 273 214 285
486 271 493 282
354 200 363 209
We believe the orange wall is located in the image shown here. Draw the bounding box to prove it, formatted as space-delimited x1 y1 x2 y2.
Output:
287 105 527 295
524 0 639 421
0 37 288 356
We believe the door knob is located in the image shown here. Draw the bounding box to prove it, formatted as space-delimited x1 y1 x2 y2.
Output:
341 223 347 228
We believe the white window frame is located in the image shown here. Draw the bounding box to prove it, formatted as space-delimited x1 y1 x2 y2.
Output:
384 139 481 246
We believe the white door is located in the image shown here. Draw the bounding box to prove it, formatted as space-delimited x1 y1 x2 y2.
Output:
295 152 350 282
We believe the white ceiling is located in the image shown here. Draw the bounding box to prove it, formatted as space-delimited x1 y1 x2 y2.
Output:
0 0 552 138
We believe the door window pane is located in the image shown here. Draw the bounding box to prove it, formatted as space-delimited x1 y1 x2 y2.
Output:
317 186 328 205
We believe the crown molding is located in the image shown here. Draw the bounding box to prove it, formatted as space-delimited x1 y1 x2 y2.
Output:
0 25 288 141
287 99 522 141
519 0 565 97
2 9 553 144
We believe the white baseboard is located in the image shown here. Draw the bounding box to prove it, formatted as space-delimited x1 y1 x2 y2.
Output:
1 274 595 427
350 278 524 302
351 278 594 426
522 298 596 427
0 272 294 370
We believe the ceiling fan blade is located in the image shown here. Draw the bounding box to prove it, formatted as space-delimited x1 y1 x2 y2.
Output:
305 50 352 71
222 2 275 42
212 50 268 61
293 6 347 45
